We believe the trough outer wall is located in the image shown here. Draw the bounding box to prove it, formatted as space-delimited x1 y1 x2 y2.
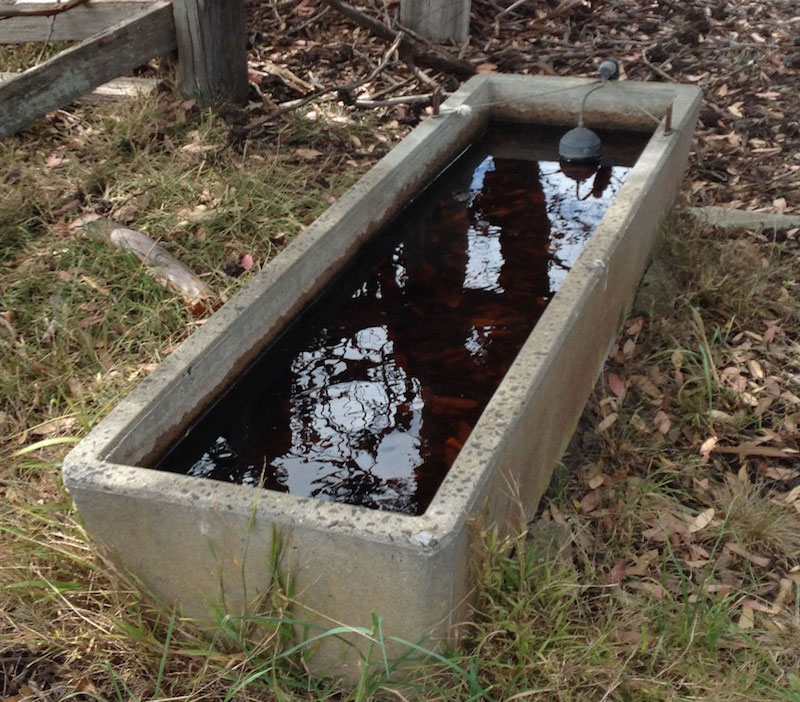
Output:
63 76 701 680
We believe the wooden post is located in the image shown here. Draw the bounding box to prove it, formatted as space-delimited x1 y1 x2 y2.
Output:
0 1 175 140
400 0 470 43
172 0 248 106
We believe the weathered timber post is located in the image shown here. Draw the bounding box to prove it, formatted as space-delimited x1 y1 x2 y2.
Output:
400 0 470 43
172 0 248 106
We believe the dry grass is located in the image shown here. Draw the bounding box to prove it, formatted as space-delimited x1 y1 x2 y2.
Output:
2 88 800 701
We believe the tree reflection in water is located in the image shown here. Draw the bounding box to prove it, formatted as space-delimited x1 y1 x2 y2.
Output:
158 132 633 515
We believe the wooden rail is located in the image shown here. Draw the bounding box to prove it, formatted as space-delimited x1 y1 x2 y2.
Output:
0 0 248 139
0 0 152 42
0 1 175 139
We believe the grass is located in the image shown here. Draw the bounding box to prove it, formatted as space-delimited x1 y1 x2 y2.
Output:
2 88 800 700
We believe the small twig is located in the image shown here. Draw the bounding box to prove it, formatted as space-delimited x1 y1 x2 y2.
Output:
640 49 678 83
0 0 88 19
412 65 436 88
368 74 415 100
241 32 405 133
35 12 57 64
498 0 530 18
354 92 445 108
286 4 329 35
324 0 475 77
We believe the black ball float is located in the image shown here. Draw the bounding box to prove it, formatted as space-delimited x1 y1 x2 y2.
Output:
558 125 602 164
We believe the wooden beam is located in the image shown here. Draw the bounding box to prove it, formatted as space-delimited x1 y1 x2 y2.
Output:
0 72 158 103
400 0 470 43
0 0 153 43
171 0 248 106
0 1 175 140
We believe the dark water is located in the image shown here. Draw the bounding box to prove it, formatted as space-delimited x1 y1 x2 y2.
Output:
155 125 647 515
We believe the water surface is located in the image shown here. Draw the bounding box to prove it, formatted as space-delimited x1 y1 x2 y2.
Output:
156 124 647 514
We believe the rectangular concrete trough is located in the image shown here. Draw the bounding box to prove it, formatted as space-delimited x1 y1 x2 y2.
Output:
63 75 701 678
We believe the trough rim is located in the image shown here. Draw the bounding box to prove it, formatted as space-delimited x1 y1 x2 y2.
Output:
63 75 702 556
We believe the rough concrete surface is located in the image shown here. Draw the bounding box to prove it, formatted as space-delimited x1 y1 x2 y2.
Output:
63 75 701 681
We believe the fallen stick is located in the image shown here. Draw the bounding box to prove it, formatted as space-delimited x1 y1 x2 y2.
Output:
241 31 404 133
72 214 211 304
354 92 446 107
324 0 475 78
713 444 800 461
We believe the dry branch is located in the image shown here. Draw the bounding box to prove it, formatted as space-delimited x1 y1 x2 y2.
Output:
240 30 405 133
73 215 211 303
324 0 475 78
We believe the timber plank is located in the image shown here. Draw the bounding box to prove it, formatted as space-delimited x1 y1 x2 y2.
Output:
0 0 153 43
0 72 158 103
0 1 175 139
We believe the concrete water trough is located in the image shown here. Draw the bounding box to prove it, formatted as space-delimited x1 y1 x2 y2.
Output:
63 74 701 677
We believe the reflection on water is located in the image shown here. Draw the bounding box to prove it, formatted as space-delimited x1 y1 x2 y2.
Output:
156 126 638 515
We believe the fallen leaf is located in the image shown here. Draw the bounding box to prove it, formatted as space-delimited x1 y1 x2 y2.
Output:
783 485 800 504
685 559 709 568
704 583 733 596
579 489 602 514
634 375 662 398
81 275 110 296
763 323 781 343
241 253 254 270
295 148 323 160
177 204 217 223
700 436 718 463
607 559 627 585
626 318 643 336
741 598 774 614
5 684 36 702
737 605 754 629
653 410 671 435
607 373 626 398
597 413 618 432
31 416 76 436
476 62 498 73
549 503 569 526
622 338 636 358
762 465 799 481
627 549 658 576
724 542 771 568
688 507 715 533
39 318 57 346
781 390 800 406
588 474 605 489
772 578 793 612
629 581 667 598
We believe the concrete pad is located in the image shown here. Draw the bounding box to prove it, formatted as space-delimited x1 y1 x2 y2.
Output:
63 75 701 681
